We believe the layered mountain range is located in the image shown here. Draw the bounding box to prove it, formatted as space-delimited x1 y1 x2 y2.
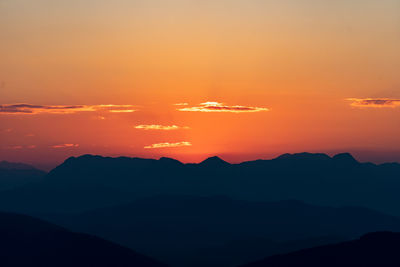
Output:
1 153 400 215
2 152 400 266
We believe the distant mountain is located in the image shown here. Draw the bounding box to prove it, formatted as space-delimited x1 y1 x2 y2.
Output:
2 154 400 266
45 195 400 267
0 161 38 170
241 232 400 267
0 212 166 267
198 156 230 167
2 152 400 215
0 161 46 190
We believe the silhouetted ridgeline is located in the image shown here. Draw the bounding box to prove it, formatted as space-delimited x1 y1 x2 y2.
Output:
0 161 41 170
46 195 400 267
0 161 46 190
1 152 400 215
2 153 400 266
241 232 400 267
0 212 166 267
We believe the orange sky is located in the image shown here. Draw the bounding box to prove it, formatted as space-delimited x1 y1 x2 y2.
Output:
1 0 400 169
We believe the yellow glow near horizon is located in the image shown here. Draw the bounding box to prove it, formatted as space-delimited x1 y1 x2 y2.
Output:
1 0 400 166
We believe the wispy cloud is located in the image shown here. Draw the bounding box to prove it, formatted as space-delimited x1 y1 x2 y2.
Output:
174 103 189 106
346 98 400 108
0 104 136 115
8 145 23 150
178 102 269 113
51 144 80 149
135 124 190 131
144 141 192 149
108 109 136 113
4 145 36 150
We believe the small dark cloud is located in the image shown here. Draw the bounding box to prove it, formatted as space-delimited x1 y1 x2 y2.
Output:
0 104 137 115
347 98 400 108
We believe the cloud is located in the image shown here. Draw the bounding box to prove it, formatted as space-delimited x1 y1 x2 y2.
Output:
4 145 36 150
174 103 189 106
135 124 190 130
178 102 269 113
0 104 136 115
51 144 80 149
144 141 192 149
8 145 23 150
108 109 136 113
346 98 400 108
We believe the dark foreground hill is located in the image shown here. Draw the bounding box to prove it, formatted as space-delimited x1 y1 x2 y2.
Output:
46 195 400 267
0 212 166 267
0 161 46 190
1 153 400 215
242 232 400 267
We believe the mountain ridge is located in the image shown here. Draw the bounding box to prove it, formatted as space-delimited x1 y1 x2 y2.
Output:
58 152 381 168
241 231 400 267
46 195 400 267
2 152 400 215
0 160 42 171
0 211 166 267
0 162 46 190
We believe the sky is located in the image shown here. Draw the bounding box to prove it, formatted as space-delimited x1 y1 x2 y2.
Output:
1 0 400 169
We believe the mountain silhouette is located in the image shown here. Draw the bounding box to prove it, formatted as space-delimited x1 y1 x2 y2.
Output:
2 154 400 266
45 195 400 267
0 161 46 190
0 211 166 267
332 153 358 163
275 152 332 162
159 157 184 166
199 156 230 167
0 160 40 170
241 232 400 267
1 152 400 215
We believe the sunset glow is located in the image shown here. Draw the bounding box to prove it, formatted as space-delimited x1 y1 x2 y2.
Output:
1 0 400 168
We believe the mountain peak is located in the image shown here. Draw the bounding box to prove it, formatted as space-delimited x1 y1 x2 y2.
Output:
333 153 358 164
276 152 331 161
200 156 230 167
159 157 183 165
